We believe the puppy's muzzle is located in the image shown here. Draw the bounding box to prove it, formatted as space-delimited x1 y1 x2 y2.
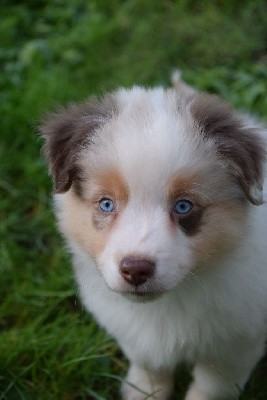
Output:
119 257 155 286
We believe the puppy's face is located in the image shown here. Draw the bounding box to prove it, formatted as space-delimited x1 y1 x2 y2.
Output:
40 88 265 298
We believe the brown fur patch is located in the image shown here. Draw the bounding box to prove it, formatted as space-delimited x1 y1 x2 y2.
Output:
173 208 203 236
58 189 110 259
88 170 129 231
57 170 129 260
90 170 129 204
39 94 118 193
191 93 266 205
168 173 201 204
168 173 207 236
191 201 247 265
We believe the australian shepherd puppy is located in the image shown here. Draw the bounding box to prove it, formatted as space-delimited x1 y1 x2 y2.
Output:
40 75 267 400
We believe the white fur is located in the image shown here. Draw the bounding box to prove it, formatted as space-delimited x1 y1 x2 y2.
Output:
54 87 267 400
62 201 267 400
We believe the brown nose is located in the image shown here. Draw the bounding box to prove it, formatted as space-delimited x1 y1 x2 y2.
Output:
119 257 155 286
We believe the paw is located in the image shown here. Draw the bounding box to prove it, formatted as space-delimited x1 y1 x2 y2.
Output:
121 364 173 400
184 384 211 400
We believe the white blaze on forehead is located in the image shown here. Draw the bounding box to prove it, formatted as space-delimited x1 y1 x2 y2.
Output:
112 87 202 175
80 87 215 199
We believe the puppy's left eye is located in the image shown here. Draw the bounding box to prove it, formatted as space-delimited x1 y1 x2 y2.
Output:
99 198 115 213
173 199 193 214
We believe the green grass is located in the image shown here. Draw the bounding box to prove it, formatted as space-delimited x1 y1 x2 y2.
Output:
0 1 267 399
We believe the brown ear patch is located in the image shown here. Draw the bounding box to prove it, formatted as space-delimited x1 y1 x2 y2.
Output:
191 93 266 205
39 95 117 193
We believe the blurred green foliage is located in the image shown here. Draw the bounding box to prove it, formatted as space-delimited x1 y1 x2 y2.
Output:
0 1 266 399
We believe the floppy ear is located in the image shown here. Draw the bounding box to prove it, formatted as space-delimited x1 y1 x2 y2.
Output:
191 93 266 205
39 96 116 193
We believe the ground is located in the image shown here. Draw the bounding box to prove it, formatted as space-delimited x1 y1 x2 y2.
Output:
0 1 267 399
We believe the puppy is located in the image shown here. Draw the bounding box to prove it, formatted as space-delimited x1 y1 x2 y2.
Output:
40 76 267 400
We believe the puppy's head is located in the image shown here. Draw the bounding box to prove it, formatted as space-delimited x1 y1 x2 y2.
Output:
40 87 265 299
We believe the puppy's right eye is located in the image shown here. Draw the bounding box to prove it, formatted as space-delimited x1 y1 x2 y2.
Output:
99 198 115 213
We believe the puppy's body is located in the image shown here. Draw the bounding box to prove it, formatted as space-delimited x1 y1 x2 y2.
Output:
41 84 267 400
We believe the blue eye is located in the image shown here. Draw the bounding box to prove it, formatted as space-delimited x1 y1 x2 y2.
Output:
174 199 193 214
99 198 115 213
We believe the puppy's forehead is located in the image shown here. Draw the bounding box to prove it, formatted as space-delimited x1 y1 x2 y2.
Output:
80 87 213 193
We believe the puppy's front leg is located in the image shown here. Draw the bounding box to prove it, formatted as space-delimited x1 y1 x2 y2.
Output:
121 363 174 400
184 360 240 400
185 338 265 400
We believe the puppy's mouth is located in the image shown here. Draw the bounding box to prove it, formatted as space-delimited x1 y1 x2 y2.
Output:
119 286 164 303
121 291 162 303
